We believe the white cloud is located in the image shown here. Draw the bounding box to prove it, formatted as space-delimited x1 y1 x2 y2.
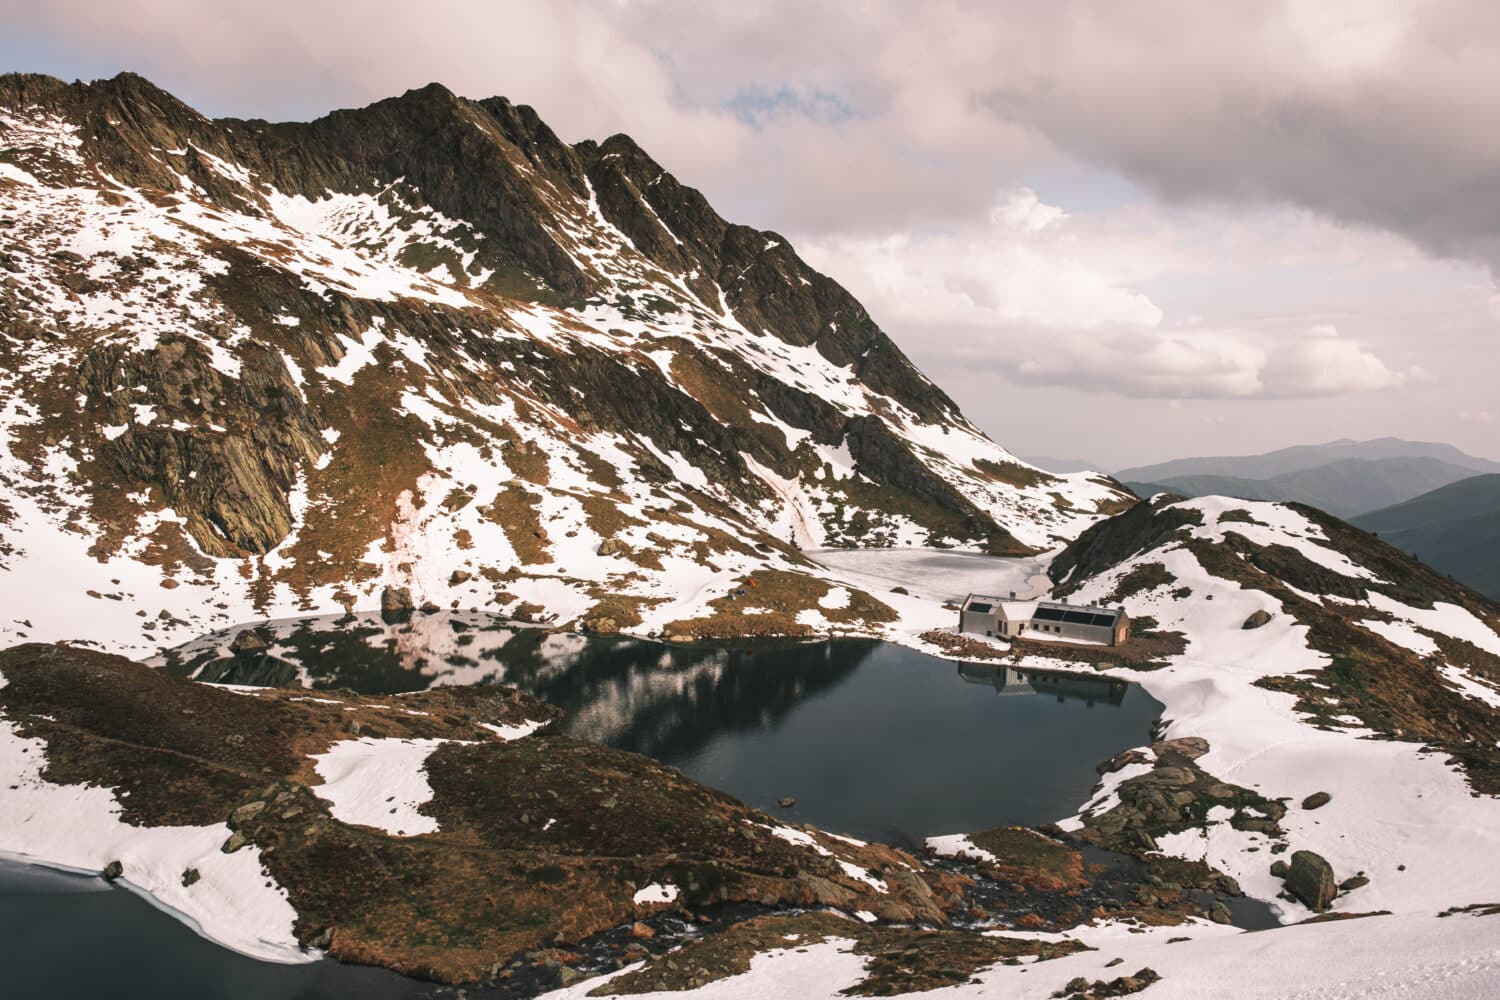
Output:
1259 327 1419 397
800 190 1425 400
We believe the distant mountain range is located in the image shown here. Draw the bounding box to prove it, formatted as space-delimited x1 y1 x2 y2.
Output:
1118 438 1500 483
1351 474 1500 600
1118 439 1500 519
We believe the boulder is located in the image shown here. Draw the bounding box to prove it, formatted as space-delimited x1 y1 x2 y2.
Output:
1150 736 1210 760
380 585 414 622
1301 791 1331 810
1284 850 1338 911
597 538 628 556
448 569 472 585
1269 859 1290 878
1339 875 1370 892
229 629 268 656
102 860 123 881
1242 610 1273 629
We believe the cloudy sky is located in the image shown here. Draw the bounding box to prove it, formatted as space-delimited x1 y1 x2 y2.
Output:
4 0 1498 469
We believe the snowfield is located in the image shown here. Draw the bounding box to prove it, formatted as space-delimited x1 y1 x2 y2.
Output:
0 675 309 964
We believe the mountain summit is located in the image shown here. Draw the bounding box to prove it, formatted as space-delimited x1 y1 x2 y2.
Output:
0 73 1130 653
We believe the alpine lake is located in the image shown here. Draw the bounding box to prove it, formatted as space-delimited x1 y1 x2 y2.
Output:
2 612 1169 999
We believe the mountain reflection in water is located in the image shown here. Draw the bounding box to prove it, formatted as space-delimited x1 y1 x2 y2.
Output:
159 613 1162 845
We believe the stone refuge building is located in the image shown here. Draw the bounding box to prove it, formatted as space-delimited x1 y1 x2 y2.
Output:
959 594 1130 647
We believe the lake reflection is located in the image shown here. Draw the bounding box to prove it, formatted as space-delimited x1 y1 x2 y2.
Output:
158 614 1161 845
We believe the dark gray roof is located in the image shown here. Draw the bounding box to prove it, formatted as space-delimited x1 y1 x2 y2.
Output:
1036 602 1123 628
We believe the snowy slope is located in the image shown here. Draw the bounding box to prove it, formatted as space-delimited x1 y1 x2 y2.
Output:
555 495 1500 998
0 74 1131 657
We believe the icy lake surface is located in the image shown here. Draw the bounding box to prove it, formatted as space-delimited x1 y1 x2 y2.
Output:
158 614 1163 846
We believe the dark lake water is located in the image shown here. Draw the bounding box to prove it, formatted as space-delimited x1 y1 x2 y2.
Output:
157 613 1163 846
0 861 466 999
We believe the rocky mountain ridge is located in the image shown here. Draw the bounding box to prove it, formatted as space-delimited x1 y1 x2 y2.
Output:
0 72 1130 655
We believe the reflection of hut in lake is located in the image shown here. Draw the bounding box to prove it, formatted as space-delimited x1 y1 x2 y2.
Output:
956 661 1128 707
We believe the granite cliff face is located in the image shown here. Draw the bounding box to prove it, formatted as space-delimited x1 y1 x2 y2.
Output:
0 73 1131 653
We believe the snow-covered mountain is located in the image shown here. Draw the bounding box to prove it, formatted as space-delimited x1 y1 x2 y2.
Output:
1045 494 1500 912
0 73 1131 656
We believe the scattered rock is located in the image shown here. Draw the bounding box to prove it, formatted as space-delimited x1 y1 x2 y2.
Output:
1270 860 1290 878
629 921 655 940
181 868 200 887
1301 791 1331 810
449 569 472 585
582 616 619 634
221 832 248 854
1058 967 1161 998
419 601 440 614
1208 900 1233 924
597 538 628 556
777 797 796 809
230 800 267 827
102 860 123 881
1242 610 1273 630
1283 850 1338 911
1339 875 1370 892
228 630 268 656
890 586 909 595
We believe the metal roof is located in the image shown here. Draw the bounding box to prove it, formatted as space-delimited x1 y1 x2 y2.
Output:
1036 601 1123 628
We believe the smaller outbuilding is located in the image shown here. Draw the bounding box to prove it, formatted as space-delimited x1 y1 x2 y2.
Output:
959 594 1129 647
